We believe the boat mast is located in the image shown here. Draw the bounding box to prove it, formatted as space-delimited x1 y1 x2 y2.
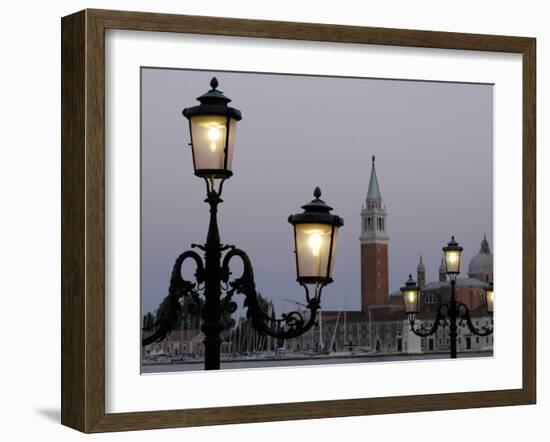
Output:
329 293 345 353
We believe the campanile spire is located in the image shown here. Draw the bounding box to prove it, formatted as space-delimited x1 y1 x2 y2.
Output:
360 156 389 311
366 155 382 206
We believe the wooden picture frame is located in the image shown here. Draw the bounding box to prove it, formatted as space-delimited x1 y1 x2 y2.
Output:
61 8 536 433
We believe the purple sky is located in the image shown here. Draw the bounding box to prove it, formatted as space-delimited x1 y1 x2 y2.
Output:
141 68 493 317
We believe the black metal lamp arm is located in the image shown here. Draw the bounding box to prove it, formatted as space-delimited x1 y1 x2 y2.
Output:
408 303 449 337
456 302 494 336
221 247 321 339
141 250 205 346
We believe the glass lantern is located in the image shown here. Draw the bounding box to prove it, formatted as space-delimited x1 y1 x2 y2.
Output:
288 187 344 285
443 235 463 278
182 77 242 179
485 281 494 314
401 274 421 315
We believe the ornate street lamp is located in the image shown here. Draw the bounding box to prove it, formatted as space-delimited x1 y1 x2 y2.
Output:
402 236 494 359
442 235 463 278
288 187 344 288
182 77 241 181
485 282 494 315
400 274 421 318
142 77 344 370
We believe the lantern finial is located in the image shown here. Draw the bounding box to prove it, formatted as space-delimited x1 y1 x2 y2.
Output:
314 187 322 199
210 77 219 90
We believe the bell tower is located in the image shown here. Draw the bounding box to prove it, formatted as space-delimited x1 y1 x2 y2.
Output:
439 255 447 282
360 156 389 312
417 255 425 289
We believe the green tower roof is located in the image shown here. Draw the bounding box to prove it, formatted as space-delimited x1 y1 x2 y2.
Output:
367 156 382 201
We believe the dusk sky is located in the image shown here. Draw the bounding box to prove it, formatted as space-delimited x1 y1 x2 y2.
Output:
140 68 493 318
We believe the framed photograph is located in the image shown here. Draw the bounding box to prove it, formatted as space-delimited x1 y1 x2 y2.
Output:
61 9 536 433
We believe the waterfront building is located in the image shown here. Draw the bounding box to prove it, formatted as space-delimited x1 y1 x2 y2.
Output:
143 329 235 360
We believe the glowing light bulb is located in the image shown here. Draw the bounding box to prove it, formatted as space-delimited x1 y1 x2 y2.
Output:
207 126 221 141
408 292 415 303
448 252 458 264
207 126 221 152
308 232 322 257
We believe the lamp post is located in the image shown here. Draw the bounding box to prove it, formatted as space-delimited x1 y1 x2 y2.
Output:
142 78 344 370
401 236 494 359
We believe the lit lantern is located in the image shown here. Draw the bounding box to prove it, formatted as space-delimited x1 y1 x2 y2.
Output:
288 187 344 285
443 235 463 277
485 282 494 314
401 274 421 315
182 77 242 179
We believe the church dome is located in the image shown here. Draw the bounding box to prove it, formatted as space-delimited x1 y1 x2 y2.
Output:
468 235 493 277
468 253 493 274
